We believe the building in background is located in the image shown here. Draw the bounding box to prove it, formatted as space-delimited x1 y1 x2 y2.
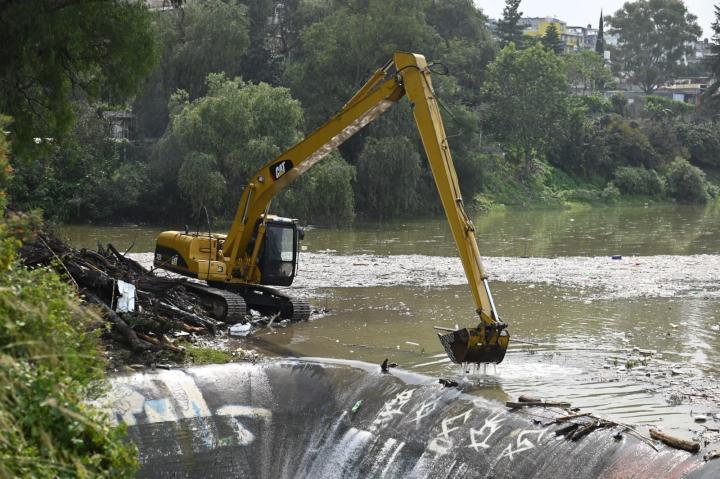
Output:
518 17 612 55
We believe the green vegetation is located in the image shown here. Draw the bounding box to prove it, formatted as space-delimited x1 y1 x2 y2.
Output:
184 343 239 364
607 0 702 93
0 125 137 478
482 43 570 173
702 6 720 112
496 0 524 48
0 0 156 157
2 0 719 227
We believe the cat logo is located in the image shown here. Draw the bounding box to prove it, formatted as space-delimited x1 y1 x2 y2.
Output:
270 159 293 181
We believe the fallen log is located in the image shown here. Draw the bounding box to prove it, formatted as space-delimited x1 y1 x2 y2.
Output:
82 290 151 352
649 428 700 453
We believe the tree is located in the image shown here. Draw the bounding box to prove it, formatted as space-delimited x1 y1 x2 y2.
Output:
702 5 720 110
0 0 157 155
542 23 564 54
283 0 439 129
595 10 605 56
482 43 569 172
564 50 613 93
133 0 251 138
607 0 702 94
356 136 421 219
157 73 355 222
496 0 524 48
159 74 304 215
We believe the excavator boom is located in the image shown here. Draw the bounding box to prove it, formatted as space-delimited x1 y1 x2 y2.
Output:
155 52 510 364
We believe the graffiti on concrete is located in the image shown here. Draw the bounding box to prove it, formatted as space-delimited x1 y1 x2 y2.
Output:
467 412 505 452
105 369 551 465
101 370 272 451
427 408 474 457
369 388 416 433
498 428 549 461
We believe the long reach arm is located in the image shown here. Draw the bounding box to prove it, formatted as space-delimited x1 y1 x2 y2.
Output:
222 52 509 364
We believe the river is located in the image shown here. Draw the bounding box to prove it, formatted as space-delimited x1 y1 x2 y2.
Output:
60 204 720 436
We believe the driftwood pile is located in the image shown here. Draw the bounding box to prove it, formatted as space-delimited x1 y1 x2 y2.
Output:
19 232 224 355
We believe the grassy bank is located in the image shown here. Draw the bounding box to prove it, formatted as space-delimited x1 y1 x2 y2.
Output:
472 156 720 212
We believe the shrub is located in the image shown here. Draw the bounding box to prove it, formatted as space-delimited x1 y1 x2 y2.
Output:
613 166 665 197
665 157 711 203
601 183 621 203
643 95 694 119
0 126 137 477
604 117 659 170
674 122 720 168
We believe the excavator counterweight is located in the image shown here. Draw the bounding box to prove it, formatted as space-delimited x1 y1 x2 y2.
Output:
153 52 510 364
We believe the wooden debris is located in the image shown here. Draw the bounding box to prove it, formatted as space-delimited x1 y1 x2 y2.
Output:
518 395 542 403
649 428 700 453
17 231 227 356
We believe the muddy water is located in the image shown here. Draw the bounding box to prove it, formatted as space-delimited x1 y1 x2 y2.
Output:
60 204 720 434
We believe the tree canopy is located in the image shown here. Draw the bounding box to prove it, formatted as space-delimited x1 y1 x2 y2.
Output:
542 24 564 54
0 0 157 155
158 74 304 214
565 50 613 94
703 5 720 111
133 0 251 138
607 0 702 93
496 0 524 48
482 43 569 171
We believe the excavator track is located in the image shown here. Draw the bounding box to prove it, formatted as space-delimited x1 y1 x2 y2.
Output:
211 283 311 322
285 297 311 322
184 283 247 324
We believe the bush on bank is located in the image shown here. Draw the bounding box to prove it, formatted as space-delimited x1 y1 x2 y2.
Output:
0 122 137 478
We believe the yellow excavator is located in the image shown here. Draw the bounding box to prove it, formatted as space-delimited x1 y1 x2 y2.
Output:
154 52 510 364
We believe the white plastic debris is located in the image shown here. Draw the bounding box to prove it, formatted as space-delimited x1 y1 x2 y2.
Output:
229 323 252 337
116 280 136 313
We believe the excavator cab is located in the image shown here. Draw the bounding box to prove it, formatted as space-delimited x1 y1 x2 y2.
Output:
257 218 300 287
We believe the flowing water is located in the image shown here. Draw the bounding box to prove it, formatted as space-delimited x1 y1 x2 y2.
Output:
61 204 720 435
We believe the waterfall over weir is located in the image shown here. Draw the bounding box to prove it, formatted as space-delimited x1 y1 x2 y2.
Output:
103 360 717 478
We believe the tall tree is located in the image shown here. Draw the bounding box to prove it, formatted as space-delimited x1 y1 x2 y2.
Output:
482 43 569 172
607 0 702 94
0 0 157 155
564 50 613 93
595 10 605 56
703 5 720 110
133 0 251 138
542 23 564 54
496 0 524 48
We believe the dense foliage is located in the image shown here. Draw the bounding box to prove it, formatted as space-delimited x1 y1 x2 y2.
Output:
0 0 157 156
3 0 719 227
0 127 137 478
607 0 702 93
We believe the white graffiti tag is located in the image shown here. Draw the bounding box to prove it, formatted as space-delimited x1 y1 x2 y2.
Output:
407 400 437 427
467 412 505 452
427 408 473 457
498 428 548 461
370 389 416 432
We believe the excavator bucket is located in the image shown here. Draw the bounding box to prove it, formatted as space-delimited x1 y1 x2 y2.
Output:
438 327 510 364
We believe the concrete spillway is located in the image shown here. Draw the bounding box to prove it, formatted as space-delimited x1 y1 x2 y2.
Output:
103 360 718 478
